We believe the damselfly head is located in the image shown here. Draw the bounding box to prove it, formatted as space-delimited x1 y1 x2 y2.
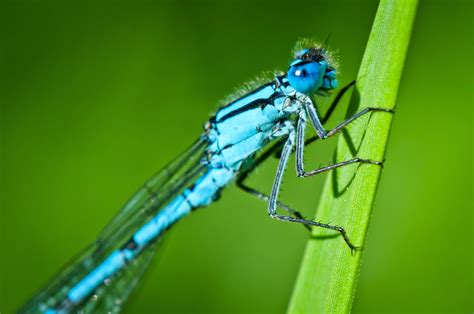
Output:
288 43 338 95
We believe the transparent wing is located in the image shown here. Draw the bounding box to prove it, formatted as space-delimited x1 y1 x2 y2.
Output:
81 240 160 314
20 136 208 313
99 136 207 241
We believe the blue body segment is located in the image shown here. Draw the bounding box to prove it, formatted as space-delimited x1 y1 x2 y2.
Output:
215 84 276 121
65 167 236 307
22 42 341 314
133 194 191 246
46 77 297 312
68 251 126 303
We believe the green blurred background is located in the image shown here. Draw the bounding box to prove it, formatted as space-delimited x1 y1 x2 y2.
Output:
1 0 472 313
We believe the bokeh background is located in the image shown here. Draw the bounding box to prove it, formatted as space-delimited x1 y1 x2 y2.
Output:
1 0 472 313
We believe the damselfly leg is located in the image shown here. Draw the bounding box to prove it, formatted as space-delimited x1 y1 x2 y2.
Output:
238 81 359 228
267 83 394 252
303 80 394 146
236 141 311 231
295 109 384 178
267 126 362 251
265 125 361 252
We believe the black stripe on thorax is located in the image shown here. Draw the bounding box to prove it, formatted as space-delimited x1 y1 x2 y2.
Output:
216 91 283 123
218 82 274 111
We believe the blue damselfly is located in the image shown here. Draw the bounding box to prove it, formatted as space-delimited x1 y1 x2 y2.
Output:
20 39 392 313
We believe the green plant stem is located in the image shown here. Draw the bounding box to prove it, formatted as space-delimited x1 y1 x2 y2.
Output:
287 0 418 313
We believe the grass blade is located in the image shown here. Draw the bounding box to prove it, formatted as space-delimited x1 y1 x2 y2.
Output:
288 0 418 313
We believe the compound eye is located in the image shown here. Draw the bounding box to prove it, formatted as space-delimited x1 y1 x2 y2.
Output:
288 61 324 94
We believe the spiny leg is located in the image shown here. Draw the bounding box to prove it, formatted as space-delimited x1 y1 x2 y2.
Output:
300 80 393 141
266 82 391 251
325 106 394 138
294 80 392 176
286 87 390 251
267 127 359 251
270 214 359 252
296 110 383 178
236 141 311 231
237 181 311 232
303 97 393 140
